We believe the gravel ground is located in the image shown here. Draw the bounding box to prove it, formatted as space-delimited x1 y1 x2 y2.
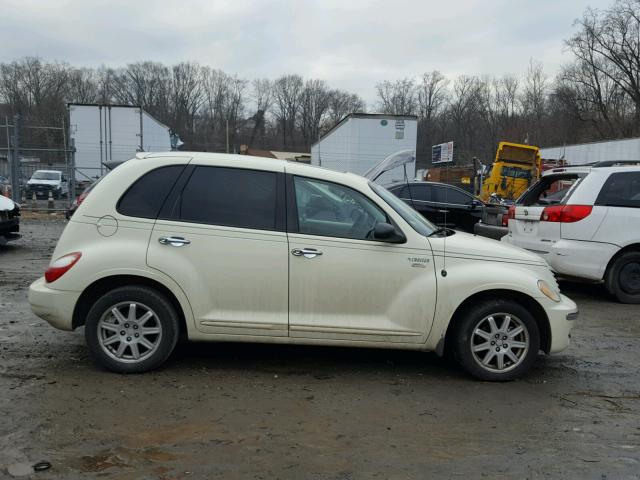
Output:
1 219 639 479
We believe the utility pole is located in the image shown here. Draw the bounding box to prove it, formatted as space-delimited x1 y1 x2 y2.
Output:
9 114 20 203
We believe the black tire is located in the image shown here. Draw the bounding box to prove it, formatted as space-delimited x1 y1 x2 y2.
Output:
84 286 180 373
452 299 540 382
53 190 60 199
605 251 640 304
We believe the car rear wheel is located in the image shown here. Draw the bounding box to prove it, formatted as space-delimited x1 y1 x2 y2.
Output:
84 286 179 373
453 300 540 381
606 251 640 304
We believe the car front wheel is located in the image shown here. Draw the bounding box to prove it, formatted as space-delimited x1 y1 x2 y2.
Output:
84 286 179 373
453 299 540 381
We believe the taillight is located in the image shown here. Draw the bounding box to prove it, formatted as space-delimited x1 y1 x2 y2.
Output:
541 205 563 222
503 206 515 226
541 205 592 223
45 252 82 283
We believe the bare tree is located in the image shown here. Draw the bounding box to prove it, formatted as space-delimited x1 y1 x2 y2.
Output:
299 79 331 147
326 89 365 126
111 62 171 119
565 0 640 133
521 60 548 143
251 78 273 115
417 71 449 121
170 62 205 141
67 68 99 104
273 74 303 147
375 78 417 115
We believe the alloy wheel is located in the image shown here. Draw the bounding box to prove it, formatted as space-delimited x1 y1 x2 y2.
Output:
470 312 530 373
97 301 163 363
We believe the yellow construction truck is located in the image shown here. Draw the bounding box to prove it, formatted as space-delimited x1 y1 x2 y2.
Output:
474 142 541 239
480 141 541 202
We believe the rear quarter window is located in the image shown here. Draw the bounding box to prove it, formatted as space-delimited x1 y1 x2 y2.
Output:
596 172 640 208
117 165 185 219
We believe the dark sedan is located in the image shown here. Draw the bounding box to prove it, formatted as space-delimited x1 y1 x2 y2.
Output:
386 181 484 233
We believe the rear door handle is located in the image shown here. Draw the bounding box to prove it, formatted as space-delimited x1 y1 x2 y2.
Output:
159 236 191 247
291 248 323 259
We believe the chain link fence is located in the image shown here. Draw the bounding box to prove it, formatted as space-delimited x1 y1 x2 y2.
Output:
0 114 76 211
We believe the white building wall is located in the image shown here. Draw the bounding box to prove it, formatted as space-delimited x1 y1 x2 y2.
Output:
311 116 417 184
70 104 171 180
541 137 640 165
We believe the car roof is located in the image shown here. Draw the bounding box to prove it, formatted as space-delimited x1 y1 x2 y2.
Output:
542 164 640 177
136 151 371 190
542 167 592 176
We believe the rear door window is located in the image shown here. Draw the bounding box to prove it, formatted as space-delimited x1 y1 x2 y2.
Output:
177 166 279 230
118 165 185 218
596 172 640 208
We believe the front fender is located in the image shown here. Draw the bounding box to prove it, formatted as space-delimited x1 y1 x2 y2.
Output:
426 256 551 350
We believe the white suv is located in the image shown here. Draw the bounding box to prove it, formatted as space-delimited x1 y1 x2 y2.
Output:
502 162 640 303
29 152 577 380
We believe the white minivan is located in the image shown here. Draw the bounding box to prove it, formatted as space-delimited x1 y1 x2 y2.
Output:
29 152 577 381
502 162 640 303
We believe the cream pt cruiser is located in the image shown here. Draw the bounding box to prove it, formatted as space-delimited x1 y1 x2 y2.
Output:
29 153 577 381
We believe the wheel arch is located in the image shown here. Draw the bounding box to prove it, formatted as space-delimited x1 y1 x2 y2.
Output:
440 289 551 355
72 274 188 336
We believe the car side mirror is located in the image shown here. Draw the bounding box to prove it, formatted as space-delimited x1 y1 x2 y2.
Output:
373 222 406 243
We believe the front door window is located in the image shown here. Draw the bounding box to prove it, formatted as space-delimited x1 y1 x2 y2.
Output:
293 176 387 240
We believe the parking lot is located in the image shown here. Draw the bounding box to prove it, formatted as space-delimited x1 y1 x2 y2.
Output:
1 218 639 479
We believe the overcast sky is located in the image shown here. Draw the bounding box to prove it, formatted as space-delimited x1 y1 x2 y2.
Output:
1 0 613 103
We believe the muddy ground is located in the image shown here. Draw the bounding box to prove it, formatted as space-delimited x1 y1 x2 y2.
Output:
1 219 639 479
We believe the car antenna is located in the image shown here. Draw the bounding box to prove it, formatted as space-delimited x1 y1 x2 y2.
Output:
404 162 416 207
441 144 452 278
442 166 448 278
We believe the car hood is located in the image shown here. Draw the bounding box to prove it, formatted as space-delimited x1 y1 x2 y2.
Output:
27 179 59 186
427 230 547 266
0 195 16 211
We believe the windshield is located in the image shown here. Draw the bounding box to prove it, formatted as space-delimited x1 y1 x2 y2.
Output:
369 182 437 236
501 166 532 180
31 171 61 181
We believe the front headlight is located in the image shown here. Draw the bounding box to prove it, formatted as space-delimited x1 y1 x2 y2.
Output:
538 280 561 302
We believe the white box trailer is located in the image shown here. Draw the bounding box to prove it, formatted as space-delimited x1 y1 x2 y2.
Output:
69 104 172 180
311 113 418 184
540 137 640 165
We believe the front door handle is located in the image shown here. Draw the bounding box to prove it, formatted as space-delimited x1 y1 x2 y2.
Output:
291 248 323 259
159 236 191 247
